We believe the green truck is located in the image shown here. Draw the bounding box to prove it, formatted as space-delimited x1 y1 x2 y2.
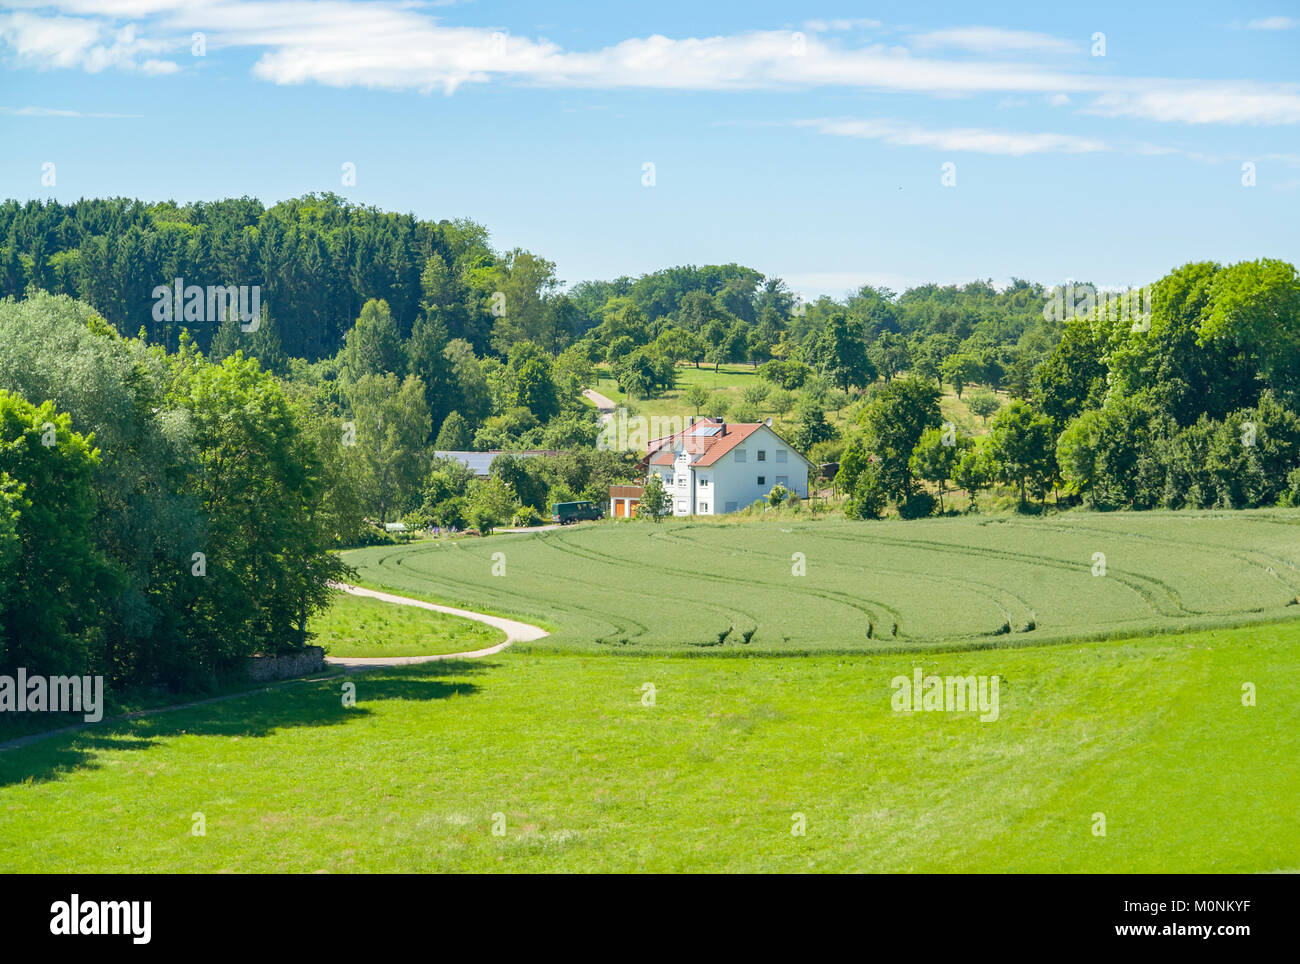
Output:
551 500 604 524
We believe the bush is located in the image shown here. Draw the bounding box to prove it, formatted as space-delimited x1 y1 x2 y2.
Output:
845 464 888 520
511 506 543 528
767 483 790 507
898 491 938 519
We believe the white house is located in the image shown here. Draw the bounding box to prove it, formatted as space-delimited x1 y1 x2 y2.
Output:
642 418 815 516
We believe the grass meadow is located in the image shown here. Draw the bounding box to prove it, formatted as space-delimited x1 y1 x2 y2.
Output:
1 619 1294 872
312 592 504 658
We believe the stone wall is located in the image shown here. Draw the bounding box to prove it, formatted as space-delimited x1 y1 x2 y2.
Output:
245 646 325 683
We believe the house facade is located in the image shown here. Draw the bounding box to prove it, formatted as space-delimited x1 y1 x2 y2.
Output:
643 418 814 516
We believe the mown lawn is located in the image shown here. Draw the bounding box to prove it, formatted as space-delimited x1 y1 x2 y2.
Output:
0 620 1295 872
312 590 503 658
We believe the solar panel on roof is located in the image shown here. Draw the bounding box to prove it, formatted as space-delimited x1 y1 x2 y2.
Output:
694 426 722 437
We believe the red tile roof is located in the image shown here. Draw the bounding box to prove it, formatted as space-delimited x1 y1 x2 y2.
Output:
647 420 767 467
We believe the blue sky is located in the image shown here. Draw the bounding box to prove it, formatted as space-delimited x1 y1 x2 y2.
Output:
2 0 1298 299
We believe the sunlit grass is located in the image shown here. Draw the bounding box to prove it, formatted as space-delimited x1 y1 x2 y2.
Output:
1 620 1294 872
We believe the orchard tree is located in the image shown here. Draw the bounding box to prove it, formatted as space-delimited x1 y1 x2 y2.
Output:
910 427 972 512
683 383 711 416
967 389 1002 425
952 444 994 510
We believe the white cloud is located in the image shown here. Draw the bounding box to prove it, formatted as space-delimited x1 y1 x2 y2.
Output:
1 2 1298 125
0 105 142 116
911 26 1077 55
797 117 1109 156
802 19 882 33
0 10 178 73
1244 17 1298 30
1086 83 1300 125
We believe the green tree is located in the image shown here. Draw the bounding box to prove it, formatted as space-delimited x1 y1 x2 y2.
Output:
468 474 519 533
952 444 993 510
791 397 835 453
683 383 711 416
941 353 981 398
346 373 432 523
859 377 942 501
812 312 874 390
339 298 405 382
434 410 472 450
0 391 102 675
987 400 1057 506
967 389 1001 425
638 473 668 521
909 427 972 512
871 331 911 383
173 353 346 664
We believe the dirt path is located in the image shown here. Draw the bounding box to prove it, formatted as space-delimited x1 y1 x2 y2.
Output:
325 583 548 667
582 387 618 422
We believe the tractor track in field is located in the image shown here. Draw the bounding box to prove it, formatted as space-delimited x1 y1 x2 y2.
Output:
367 538 655 641
812 527 1194 621
653 526 1011 639
534 529 763 642
998 517 1300 600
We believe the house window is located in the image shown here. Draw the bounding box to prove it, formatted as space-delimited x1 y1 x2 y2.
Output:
698 502 709 514
734 450 747 463
675 501 686 513
757 450 766 461
676 476 687 487
757 476 766 486
776 475 788 486
699 477 710 487
775 450 788 463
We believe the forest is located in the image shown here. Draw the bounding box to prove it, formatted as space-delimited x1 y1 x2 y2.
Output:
1 194 1298 690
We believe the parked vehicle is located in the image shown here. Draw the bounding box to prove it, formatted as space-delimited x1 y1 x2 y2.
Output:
552 500 604 524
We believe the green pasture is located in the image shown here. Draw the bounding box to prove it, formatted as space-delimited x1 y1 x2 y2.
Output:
1 619 1294 872
311 591 504 658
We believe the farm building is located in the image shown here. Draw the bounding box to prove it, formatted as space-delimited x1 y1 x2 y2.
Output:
433 449 562 478
611 418 815 517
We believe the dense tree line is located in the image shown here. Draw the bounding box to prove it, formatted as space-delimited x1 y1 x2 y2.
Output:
3 193 1298 692
0 292 346 691
834 259 1300 517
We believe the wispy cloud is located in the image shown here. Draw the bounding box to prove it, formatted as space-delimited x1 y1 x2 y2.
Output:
1 1 1298 126
0 105 141 117
910 26 1078 55
1243 16 1298 31
796 117 1109 156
